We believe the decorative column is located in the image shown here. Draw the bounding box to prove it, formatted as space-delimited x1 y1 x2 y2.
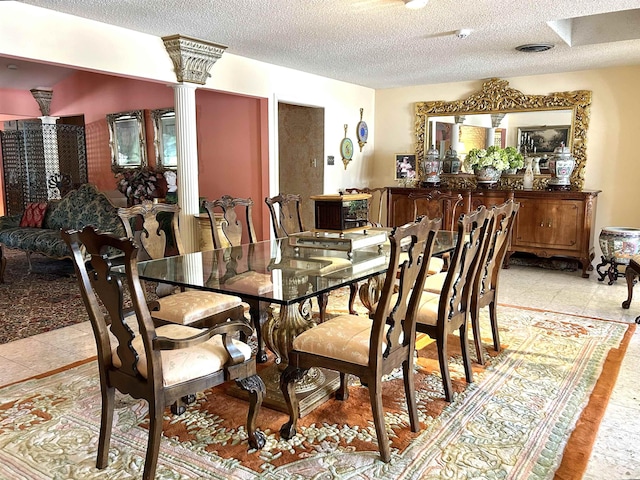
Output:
451 115 465 152
31 88 61 200
488 113 505 147
162 34 227 252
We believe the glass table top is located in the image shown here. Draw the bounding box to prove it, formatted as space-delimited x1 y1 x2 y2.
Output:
134 230 457 306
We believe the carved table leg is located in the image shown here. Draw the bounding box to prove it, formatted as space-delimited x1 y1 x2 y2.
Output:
359 274 384 314
236 374 266 450
348 282 358 315
247 299 269 363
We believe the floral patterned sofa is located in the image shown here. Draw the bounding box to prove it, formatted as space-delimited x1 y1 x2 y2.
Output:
0 184 125 283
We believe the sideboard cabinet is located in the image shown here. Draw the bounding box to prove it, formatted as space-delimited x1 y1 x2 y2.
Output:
387 187 600 278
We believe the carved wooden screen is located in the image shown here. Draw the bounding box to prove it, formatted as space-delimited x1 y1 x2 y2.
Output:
1 123 87 215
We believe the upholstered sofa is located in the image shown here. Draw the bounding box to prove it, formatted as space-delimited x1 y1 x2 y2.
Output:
0 183 125 283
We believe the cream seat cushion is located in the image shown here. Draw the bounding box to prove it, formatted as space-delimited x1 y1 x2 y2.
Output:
152 290 243 325
422 271 446 293
415 291 441 327
112 324 252 387
223 271 274 295
292 315 391 366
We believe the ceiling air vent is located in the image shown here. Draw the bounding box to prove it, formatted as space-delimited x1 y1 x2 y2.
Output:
515 43 554 53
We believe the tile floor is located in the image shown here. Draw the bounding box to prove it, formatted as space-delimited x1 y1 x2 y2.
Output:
0 264 639 478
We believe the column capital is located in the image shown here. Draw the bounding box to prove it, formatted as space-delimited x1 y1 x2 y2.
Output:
490 113 506 128
30 88 53 116
454 115 466 125
162 34 227 85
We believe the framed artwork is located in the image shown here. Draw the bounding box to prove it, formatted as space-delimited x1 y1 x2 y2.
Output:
395 153 417 180
518 125 570 154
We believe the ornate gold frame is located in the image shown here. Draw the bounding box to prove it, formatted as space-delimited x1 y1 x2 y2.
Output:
414 78 592 190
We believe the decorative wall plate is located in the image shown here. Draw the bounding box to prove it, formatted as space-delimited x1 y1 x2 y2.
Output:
340 124 353 169
356 108 368 151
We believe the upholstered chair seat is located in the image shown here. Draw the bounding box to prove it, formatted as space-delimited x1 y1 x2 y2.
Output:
112 323 252 386
152 291 245 325
422 271 446 293
292 315 393 366
223 270 274 295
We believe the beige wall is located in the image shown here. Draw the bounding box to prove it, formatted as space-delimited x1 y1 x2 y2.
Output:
373 65 640 258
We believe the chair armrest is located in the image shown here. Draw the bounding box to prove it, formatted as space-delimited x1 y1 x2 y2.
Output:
153 318 252 357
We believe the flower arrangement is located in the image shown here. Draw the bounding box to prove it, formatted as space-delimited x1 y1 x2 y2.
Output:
504 146 524 170
116 167 159 205
464 145 509 172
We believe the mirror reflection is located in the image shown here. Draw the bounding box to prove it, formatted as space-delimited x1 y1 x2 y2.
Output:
107 110 147 172
426 110 573 168
151 108 177 169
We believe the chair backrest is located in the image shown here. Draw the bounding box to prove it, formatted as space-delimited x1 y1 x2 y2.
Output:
475 199 520 298
62 226 161 386
265 193 304 238
203 195 257 248
370 215 441 364
439 206 492 322
344 187 388 227
407 190 464 231
117 200 184 259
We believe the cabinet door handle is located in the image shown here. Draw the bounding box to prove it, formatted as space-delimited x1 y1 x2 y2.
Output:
540 222 544 227
547 222 552 228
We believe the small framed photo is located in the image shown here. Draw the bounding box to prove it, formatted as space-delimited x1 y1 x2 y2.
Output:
517 125 570 154
395 154 417 180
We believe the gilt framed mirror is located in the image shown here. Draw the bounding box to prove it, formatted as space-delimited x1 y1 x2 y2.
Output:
415 78 592 190
107 110 147 172
151 108 177 169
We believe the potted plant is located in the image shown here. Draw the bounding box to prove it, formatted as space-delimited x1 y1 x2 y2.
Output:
116 166 164 206
464 146 509 186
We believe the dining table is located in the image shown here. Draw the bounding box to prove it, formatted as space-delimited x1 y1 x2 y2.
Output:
133 228 457 415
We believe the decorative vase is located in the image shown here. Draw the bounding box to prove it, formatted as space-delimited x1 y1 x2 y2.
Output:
548 144 575 190
599 227 640 265
474 165 501 188
421 144 442 187
442 148 461 174
504 168 518 175
522 157 534 189
532 157 541 174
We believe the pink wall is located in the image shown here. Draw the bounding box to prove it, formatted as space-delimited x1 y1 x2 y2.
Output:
45 71 270 240
0 88 42 118
196 90 269 241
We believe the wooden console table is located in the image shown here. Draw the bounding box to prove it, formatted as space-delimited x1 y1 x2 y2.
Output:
387 186 600 278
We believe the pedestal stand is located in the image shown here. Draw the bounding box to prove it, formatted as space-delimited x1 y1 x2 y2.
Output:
596 256 624 285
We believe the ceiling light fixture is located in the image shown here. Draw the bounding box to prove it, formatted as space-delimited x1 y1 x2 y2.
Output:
403 0 429 9
7 64 18 70
456 29 472 39
515 43 554 53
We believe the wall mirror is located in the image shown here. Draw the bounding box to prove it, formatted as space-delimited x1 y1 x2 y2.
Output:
151 108 177 169
415 78 592 190
107 110 147 172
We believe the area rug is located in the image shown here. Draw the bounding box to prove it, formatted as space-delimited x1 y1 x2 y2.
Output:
0 306 632 479
0 249 86 344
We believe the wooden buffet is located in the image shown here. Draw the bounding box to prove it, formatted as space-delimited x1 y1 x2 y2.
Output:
387 187 601 278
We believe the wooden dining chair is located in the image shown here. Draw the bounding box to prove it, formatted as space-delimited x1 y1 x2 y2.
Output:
265 193 305 238
117 201 246 328
62 226 265 480
469 200 520 363
265 192 351 321
414 205 492 402
203 195 273 363
408 190 464 274
279 215 441 463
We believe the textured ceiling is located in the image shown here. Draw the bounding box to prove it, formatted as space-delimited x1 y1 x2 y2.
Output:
5 0 640 90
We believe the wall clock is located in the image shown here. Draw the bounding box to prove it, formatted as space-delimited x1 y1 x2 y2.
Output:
340 124 354 169
356 108 368 151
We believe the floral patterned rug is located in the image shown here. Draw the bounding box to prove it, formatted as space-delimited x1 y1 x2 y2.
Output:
0 306 631 479
0 249 85 344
